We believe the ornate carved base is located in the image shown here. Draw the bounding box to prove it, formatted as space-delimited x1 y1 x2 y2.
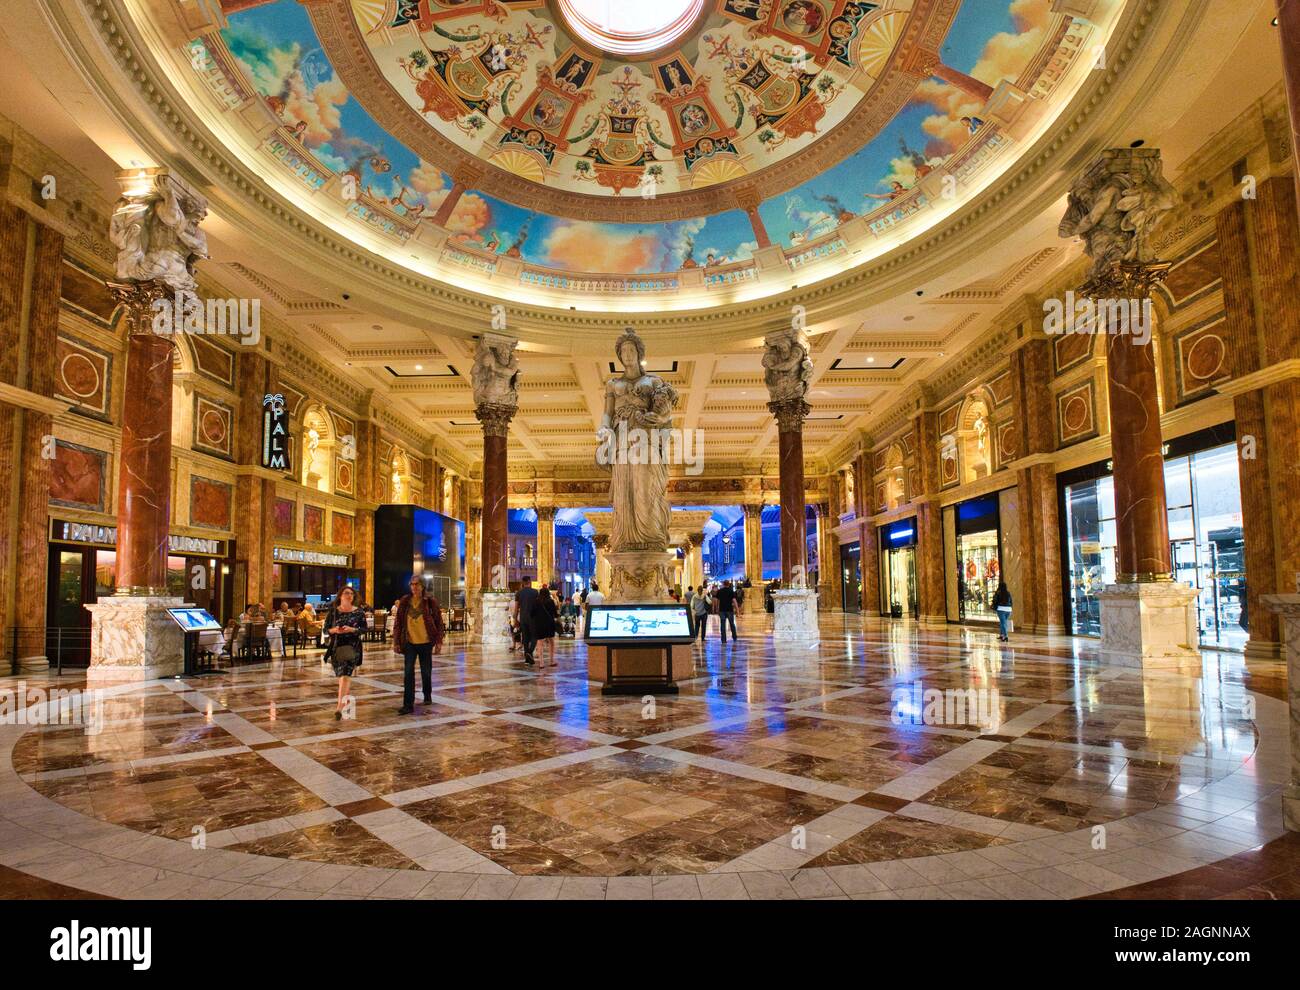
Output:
85 596 184 682
773 589 819 642
607 550 675 603
1098 582 1200 668
1262 595 1300 832
478 591 514 649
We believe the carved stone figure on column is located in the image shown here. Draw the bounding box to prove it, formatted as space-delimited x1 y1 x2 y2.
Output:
599 327 678 554
471 332 520 419
1058 147 1176 294
762 328 813 407
109 171 209 294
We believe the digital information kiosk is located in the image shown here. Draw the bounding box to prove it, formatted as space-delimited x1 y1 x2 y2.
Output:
584 603 695 695
166 607 223 676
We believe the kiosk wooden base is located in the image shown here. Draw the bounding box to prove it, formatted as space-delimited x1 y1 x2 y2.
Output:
587 643 693 695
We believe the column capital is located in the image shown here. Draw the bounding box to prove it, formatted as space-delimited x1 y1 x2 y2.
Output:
474 402 515 438
733 184 763 212
107 279 176 337
451 161 484 188
768 397 810 433
535 505 557 521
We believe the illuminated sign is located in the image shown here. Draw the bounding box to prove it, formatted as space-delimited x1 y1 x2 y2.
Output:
273 546 350 568
50 520 224 556
262 393 290 471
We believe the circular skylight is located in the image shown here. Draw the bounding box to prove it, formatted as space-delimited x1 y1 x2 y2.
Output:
557 0 706 57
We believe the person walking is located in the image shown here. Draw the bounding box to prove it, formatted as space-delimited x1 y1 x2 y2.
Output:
392 576 445 715
684 585 695 610
325 586 365 720
716 580 738 643
531 585 560 669
692 586 710 644
993 581 1013 642
512 577 538 665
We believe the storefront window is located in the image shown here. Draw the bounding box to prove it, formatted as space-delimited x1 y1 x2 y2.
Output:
954 497 1000 622
839 542 861 613
879 520 917 618
1063 440 1245 648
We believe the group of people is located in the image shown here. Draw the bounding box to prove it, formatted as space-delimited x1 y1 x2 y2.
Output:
508 578 606 668
682 580 743 644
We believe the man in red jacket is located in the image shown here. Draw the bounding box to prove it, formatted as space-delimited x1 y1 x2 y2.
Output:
392 576 446 715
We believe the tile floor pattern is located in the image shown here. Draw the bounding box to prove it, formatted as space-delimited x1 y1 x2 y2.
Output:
0 616 1294 900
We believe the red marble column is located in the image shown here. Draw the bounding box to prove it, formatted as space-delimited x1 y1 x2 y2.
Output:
772 401 808 583
110 283 176 594
432 163 483 229
1096 269 1174 582
477 407 512 589
859 517 880 616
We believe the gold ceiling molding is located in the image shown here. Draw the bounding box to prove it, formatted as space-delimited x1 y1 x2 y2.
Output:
303 0 948 222
54 0 1168 342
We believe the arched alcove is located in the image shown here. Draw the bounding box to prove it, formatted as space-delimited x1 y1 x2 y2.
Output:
883 444 905 510
300 403 335 494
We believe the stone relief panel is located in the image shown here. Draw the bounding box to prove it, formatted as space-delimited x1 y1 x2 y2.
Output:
50 441 106 510
190 476 233 529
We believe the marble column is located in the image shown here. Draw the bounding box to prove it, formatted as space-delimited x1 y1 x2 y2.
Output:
234 350 277 609
1059 148 1197 664
742 504 764 608
816 503 841 611
471 334 518 645
593 534 611 592
904 48 994 103
535 505 556 588
1277 0 1300 223
1009 339 1065 634
764 329 817 639
88 171 208 680
913 411 946 626
0 205 64 670
686 534 705 591
859 517 880 618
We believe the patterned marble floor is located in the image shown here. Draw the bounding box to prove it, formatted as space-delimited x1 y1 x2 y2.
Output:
0 616 1293 900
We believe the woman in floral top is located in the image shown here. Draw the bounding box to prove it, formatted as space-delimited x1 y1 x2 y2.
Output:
326 586 365 720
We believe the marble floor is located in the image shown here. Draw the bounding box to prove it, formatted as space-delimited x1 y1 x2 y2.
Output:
0 616 1294 900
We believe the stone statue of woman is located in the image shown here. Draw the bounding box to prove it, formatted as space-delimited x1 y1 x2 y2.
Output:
598 327 678 552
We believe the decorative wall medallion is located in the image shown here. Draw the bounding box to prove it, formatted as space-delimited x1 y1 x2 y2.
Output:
194 395 234 458
54 335 112 419
1056 380 1096 446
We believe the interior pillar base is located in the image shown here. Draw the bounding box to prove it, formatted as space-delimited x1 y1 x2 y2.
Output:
85 595 185 682
772 589 819 642
478 591 514 648
1098 582 1200 668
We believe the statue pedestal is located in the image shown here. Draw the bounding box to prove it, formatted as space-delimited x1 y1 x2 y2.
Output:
773 589 819 642
1098 582 1200 668
587 643 692 695
85 596 184 682
478 591 514 648
606 550 676 602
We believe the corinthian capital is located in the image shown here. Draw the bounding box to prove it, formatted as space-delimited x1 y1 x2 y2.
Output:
109 169 209 293
1058 148 1176 292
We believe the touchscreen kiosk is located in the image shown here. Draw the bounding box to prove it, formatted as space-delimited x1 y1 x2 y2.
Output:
165 608 222 633
585 604 695 644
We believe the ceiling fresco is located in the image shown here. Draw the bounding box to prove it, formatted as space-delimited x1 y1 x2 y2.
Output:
201 0 1094 276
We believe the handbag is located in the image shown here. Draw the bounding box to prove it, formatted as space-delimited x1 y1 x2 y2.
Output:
333 639 359 666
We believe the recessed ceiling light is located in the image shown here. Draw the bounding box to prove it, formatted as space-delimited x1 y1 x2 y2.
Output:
415 364 423 371
867 356 875 363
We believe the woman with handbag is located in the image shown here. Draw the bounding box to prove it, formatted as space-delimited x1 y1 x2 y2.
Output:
530 585 560 669
326 585 365 720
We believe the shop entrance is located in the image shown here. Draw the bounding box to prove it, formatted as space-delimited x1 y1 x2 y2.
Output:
952 496 1001 624
879 518 918 618
44 546 115 667
839 542 861 613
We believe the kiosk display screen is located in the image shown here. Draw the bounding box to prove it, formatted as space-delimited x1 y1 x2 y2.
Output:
585 604 694 643
166 608 222 633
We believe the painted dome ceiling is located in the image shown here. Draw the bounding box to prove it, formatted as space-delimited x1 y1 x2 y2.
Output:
188 0 1115 283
